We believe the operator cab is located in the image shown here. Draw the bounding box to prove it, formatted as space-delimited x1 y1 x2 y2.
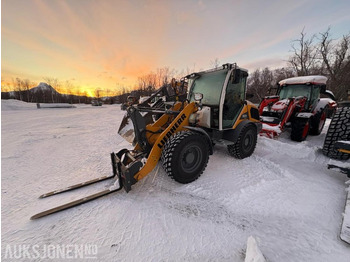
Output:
277 75 328 109
187 64 248 130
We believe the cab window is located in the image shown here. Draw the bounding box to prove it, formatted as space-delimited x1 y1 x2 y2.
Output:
222 77 246 129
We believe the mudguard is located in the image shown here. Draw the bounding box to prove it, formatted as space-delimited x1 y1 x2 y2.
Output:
311 98 334 114
222 120 261 144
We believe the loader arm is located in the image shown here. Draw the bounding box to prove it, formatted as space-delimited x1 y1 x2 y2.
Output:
279 96 307 129
134 102 197 181
112 102 198 192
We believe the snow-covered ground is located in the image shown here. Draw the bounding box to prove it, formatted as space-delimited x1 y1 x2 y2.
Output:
1 99 350 261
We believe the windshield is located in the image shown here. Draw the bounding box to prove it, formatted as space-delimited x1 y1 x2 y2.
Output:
189 69 228 106
279 85 312 100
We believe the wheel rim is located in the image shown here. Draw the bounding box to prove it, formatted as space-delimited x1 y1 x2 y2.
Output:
180 144 203 173
318 112 326 131
302 121 309 138
242 129 255 154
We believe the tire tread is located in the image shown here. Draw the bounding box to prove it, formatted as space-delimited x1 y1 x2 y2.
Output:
322 107 350 160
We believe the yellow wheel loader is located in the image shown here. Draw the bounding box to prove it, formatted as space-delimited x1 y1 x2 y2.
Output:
31 63 261 219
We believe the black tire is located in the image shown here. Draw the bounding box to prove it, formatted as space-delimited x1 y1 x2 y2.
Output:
227 124 257 159
291 118 310 142
161 131 210 184
310 107 327 136
322 107 350 160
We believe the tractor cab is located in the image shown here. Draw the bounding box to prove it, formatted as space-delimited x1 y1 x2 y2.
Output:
187 64 254 130
277 76 328 111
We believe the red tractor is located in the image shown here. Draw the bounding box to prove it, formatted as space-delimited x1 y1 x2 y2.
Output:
259 75 337 141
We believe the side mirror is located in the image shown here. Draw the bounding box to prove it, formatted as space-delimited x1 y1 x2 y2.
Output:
324 90 336 100
194 93 203 109
194 93 203 102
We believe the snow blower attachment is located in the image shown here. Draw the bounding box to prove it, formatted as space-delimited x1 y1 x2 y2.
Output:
31 63 261 219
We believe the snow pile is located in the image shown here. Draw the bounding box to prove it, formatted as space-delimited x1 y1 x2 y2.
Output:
1 100 350 261
245 236 266 262
279 75 327 85
340 180 350 244
1 99 37 111
261 123 282 134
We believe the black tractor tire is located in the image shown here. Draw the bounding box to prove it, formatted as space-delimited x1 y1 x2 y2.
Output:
322 107 350 160
161 131 210 184
291 118 310 142
227 124 257 159
310 107 327 136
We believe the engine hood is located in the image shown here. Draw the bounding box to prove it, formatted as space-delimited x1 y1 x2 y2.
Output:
271 99 289 111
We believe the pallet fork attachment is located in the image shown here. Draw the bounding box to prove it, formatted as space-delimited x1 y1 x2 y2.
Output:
31 148 141 219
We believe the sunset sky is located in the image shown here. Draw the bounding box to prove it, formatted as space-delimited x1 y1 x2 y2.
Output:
2 0 350 96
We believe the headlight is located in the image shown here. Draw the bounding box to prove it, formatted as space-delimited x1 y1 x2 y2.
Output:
240 113 248 119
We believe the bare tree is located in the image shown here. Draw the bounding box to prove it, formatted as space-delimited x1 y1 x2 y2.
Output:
138 72 158 94
318 28 350 99
75 86 82 104
273 67 296 83
22 79 32 102
64 80 76 104
14 78 23 101
288 29 319 76
156 67 175 87
94 88 101 99
82 91 88 104
44 77 60 103
210 58 220 69
247 68 274 102
287 27 349 100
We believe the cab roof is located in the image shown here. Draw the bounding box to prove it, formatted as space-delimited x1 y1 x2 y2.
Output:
279 75 327 86
187 63 248 78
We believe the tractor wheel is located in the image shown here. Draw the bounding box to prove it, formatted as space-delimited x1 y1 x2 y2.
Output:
310 107 327 135
291 118 310 142
161 131 210 184
322 107 350 160
227 124 257 159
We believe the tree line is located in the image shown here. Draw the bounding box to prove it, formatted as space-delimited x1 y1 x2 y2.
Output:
1 66 192 104
247 28 350 103
1 78 92 104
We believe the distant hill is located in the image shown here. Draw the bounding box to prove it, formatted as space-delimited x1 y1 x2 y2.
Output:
30 82 60 95
1 82 121 104
1 82 88 104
